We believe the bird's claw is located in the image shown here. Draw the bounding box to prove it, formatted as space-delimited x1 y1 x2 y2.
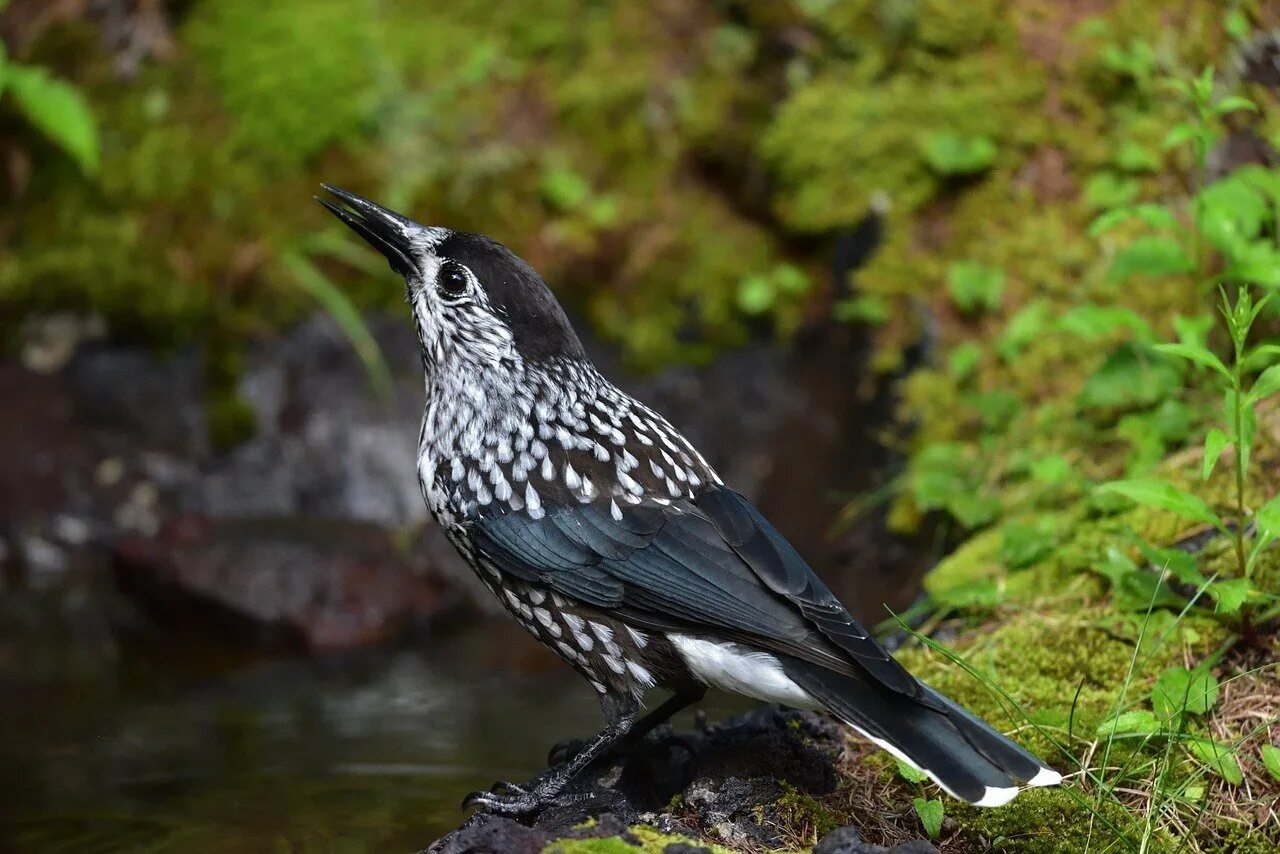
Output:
461 780 538 814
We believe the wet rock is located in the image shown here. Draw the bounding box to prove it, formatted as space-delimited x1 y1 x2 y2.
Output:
3 297 929 647
66 346 207 453
814 826 938 854
428 706 926 853
663 844 713 854
425 815 550 854
112 515 459 649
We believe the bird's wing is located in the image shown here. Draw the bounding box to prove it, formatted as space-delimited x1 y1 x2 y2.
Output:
471 485 924 701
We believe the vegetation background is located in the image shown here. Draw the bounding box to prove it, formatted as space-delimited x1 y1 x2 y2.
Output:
2 0 1279 852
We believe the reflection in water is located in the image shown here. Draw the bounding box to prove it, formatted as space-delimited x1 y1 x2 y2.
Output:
0 611 751 852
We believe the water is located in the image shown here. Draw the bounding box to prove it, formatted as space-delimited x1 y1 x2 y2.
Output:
0 320 928 851
0 604 754 853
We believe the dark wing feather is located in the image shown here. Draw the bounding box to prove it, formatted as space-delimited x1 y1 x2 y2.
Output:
471 488 928 702
695 488 922 699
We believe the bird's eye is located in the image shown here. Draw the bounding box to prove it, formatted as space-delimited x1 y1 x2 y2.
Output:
437 261 470 298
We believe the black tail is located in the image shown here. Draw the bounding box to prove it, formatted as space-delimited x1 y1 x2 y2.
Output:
783 657 1061 806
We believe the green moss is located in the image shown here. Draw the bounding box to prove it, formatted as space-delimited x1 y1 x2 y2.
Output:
766 782 841 843
949 787 1153 854
186 0 385 163
763 51 1046 228
543 823 736 854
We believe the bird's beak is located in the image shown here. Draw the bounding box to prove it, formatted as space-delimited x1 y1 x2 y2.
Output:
316 184 421 277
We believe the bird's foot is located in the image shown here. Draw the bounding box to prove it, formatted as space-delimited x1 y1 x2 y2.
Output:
460 780 539 815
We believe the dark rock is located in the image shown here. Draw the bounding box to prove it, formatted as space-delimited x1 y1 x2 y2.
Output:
4 297 932 647
430 706 849 852
814 826 938 854
663 844 713 854
426 814 551 854
67 346 207 454
112 515 458 649
815 826 871 853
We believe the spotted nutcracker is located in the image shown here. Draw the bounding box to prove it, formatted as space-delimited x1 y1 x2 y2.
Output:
317 186 1062 814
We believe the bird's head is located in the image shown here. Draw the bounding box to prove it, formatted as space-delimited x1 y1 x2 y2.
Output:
317 185 585 375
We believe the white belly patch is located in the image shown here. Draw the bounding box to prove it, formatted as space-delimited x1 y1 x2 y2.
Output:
667 634 822 710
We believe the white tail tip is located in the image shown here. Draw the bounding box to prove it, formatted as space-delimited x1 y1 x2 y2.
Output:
1028 766 1063 787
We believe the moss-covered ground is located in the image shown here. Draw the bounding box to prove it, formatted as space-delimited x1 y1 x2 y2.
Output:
5 0 1280 851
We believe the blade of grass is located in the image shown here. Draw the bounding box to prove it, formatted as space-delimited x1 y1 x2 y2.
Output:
281 249 395 401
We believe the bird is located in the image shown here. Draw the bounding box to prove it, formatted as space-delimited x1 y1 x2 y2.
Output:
316 185 1063 815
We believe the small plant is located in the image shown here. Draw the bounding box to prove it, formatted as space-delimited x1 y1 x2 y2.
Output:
946 260 1004 314
892 760 944 840
912 797 944 839
736 263 811 315
1096 663 1241 785
1093 70 1280 633
920 131 997 176
0 39 100 175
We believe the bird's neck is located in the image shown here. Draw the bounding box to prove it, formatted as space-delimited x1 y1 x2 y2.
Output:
420 355 603 462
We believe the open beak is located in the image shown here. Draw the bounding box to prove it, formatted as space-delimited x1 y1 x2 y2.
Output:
316 184 421 277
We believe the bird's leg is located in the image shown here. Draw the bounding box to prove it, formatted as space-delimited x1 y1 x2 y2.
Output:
629 685 706 742
464 694 640 815
548 686 706 764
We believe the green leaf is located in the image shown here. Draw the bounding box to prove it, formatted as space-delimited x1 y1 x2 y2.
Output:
737 275 774 315
1108 236 1195 281
1202 428 1231 480
921 132 997 175
1058 305 1154 341
1213 95 1256 116
1163 123 1197 151
1084 171 1140 210
1115 140 1160 173
1152 342 1230 379
1093 548 1184 611
4 64 100 175
896 759 928 783
1030 455 1073 485
946 261 1005 313
1089 203 1180 237
1135 540 1206 587
1207 578 1254 614
913 797 944 839
835 294 891 325
1152 666 1219 719
1174 314 1216 354
1186 738 1243 784
539 167 591 211
948 493 1002 528
948 341 983 380
1250 364 1280 402
1261 745 1280 783
1000 521 1056 570
1225 9 1249 40
1256 494 1280 543
997 301 1052 362
1095 709 1162 737
773 263 810 295
1244 343 1280 373
1097 479 1222 528
1078 344 1183 411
